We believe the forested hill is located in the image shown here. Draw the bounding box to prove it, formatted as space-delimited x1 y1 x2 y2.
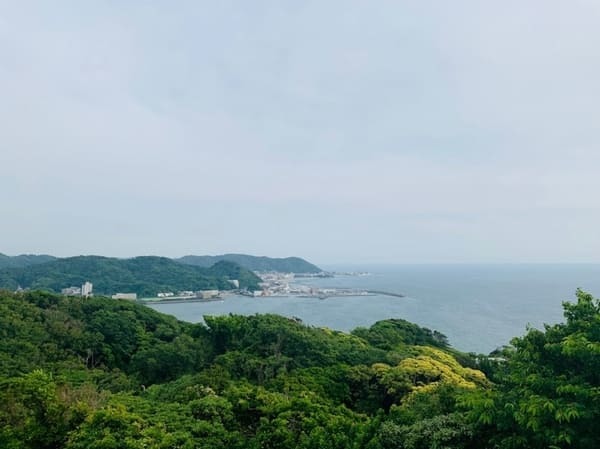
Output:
0 253 57 268
1 289 599 448
177 253 322 273
0 290 482 448
0 251 322 274
0 256 260 296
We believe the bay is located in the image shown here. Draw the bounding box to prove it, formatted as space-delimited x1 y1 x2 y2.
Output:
148 263 600 353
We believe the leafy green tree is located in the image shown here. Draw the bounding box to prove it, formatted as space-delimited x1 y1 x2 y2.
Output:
352 319 449 350
66 405 152 449
0 370 105 449
464 289 600 448
378 413 475 449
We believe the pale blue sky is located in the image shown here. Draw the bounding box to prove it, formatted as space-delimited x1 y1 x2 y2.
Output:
2 1 600 264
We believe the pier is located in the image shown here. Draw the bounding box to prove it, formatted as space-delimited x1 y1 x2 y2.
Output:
366 290 406 298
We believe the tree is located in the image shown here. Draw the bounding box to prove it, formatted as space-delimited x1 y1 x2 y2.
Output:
466 289 600 448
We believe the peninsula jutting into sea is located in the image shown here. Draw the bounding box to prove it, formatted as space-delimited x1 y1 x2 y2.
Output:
0 252 403 302
0 253 314 297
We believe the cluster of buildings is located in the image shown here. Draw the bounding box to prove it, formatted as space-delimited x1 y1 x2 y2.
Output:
157 291 188 298
253 272 315 297
152 280 240 301
155 290 221 300
61 282 137 300
253 272 374 299
59 283 235 302
61 281 94 298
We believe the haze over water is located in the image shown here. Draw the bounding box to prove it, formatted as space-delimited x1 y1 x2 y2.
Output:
149 263 600 353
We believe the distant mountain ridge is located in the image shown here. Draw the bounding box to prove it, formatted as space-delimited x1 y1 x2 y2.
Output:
0 253 57 269
176 254 322 273
0 252 322 273
0 255 261 297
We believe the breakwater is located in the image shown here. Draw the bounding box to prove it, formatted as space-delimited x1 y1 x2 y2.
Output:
366 290 405 298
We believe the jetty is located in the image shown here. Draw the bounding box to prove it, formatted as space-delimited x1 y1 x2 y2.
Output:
299 289 406 299
366 290 405 298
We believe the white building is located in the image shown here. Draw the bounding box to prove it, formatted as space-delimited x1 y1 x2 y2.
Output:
178 291 195 297
81 281 93 298
61 286 81 296
111 293 137 300
228 279 240 289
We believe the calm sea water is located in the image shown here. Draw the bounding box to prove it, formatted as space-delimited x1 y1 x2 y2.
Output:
148 264 600 354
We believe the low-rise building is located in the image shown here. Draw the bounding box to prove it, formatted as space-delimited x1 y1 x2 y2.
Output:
61 286 81 296
197 290 219 299
178 291 195 297
111 293 137 300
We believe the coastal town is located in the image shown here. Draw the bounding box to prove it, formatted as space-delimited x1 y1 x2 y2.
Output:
57 271 404 302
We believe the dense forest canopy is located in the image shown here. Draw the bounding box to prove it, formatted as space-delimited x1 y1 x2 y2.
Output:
0 289 598 448
0 253 57 269
0 256 261 297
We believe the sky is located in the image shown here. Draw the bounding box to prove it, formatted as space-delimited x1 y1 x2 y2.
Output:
1 1 600 264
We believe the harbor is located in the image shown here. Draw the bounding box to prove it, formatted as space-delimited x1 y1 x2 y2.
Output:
139 272 406 304
248 272 405 299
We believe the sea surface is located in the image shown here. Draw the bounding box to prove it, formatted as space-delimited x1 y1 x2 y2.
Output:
148 264 600 354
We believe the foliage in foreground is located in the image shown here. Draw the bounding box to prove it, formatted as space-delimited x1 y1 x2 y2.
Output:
0 289 599 448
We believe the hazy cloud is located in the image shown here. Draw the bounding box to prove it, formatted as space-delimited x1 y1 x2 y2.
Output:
1 1 599 263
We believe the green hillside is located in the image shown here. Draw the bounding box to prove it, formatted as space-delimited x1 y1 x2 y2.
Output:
177 253 322 273
0 289 599 448
0 256 261 296
0 290 484 449
0 253 57 269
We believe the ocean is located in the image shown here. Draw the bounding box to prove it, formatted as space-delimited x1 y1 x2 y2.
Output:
148 264 600 354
